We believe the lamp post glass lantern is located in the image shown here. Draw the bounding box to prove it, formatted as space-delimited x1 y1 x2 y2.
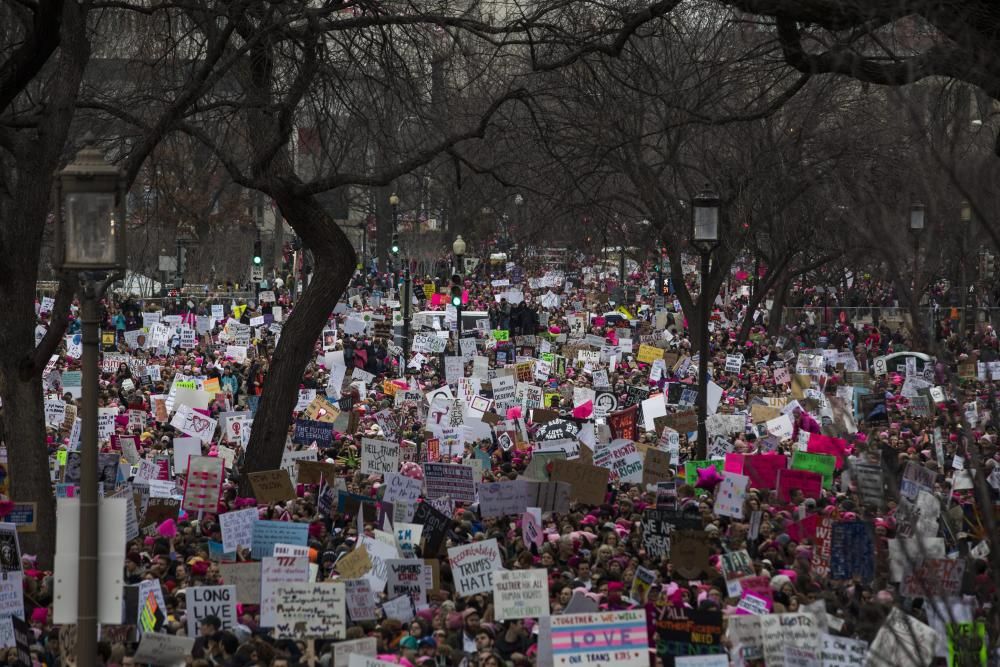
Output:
692 186 720 246
57 142 126 269
909 202 925 232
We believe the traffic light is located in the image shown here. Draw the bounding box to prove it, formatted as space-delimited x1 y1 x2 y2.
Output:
391 233 400 255
450 273 463 307
985 252 995 278
252 239 262 265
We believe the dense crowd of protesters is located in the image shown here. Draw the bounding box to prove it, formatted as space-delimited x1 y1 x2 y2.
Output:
13 248 1000 666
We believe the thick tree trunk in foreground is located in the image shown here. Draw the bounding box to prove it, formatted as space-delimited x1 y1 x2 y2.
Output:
241 193 357 479
0 0 89 566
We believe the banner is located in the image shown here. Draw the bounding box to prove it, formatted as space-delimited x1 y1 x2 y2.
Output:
655 607 725 661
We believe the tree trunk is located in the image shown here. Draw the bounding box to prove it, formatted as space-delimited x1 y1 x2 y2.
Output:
767 281 790 337
665 244 732 353
736 275 775 345
0 1 90 567
241 192 357 479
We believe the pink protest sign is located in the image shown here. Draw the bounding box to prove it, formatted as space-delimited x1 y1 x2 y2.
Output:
742 453 788 489
776 468 823 502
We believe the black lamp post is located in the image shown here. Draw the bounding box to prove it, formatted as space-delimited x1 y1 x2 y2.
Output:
909 201 925 338
690 185 720 460
452 235 466 338
53 138 127 667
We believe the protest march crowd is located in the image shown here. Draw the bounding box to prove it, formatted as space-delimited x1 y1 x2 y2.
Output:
11 249 1000 667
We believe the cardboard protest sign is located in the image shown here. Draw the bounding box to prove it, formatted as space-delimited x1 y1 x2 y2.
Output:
549 460 608 506
819 632 867 666
186 585 236 636
170 405 218 444
478 481 534 518
272 582 346 639
248 470 297 504
448 538 504 597
386 558 426 606
333 637 378 667
296 460 338 485
670 530 712 579
331 543 374 581
642 448 672 487
947 621 987 667
640 509 673 559
360 438 400 476
550 609 649 667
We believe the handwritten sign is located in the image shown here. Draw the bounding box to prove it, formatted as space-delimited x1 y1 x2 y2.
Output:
493 569 549 620
360 438 399 476
448 538 504 597
248 470 297 504
186 585 236 636
273 582 346 640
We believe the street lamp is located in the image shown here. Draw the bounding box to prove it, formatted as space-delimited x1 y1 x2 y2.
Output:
453 235 466 338
959 201 971 335
53 138 126 667
390 193 411 377
690 185 720 460
909 201 926 342
389 193 400 274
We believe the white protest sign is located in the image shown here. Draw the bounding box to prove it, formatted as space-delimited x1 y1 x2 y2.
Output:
219 508 256 554
170 405 218 444
260 556 310 627
272 581 346 640
493 569 549 620
360 438 399 476
447 538 504 597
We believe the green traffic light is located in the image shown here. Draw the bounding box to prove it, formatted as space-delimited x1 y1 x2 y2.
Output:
253 256 262 265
